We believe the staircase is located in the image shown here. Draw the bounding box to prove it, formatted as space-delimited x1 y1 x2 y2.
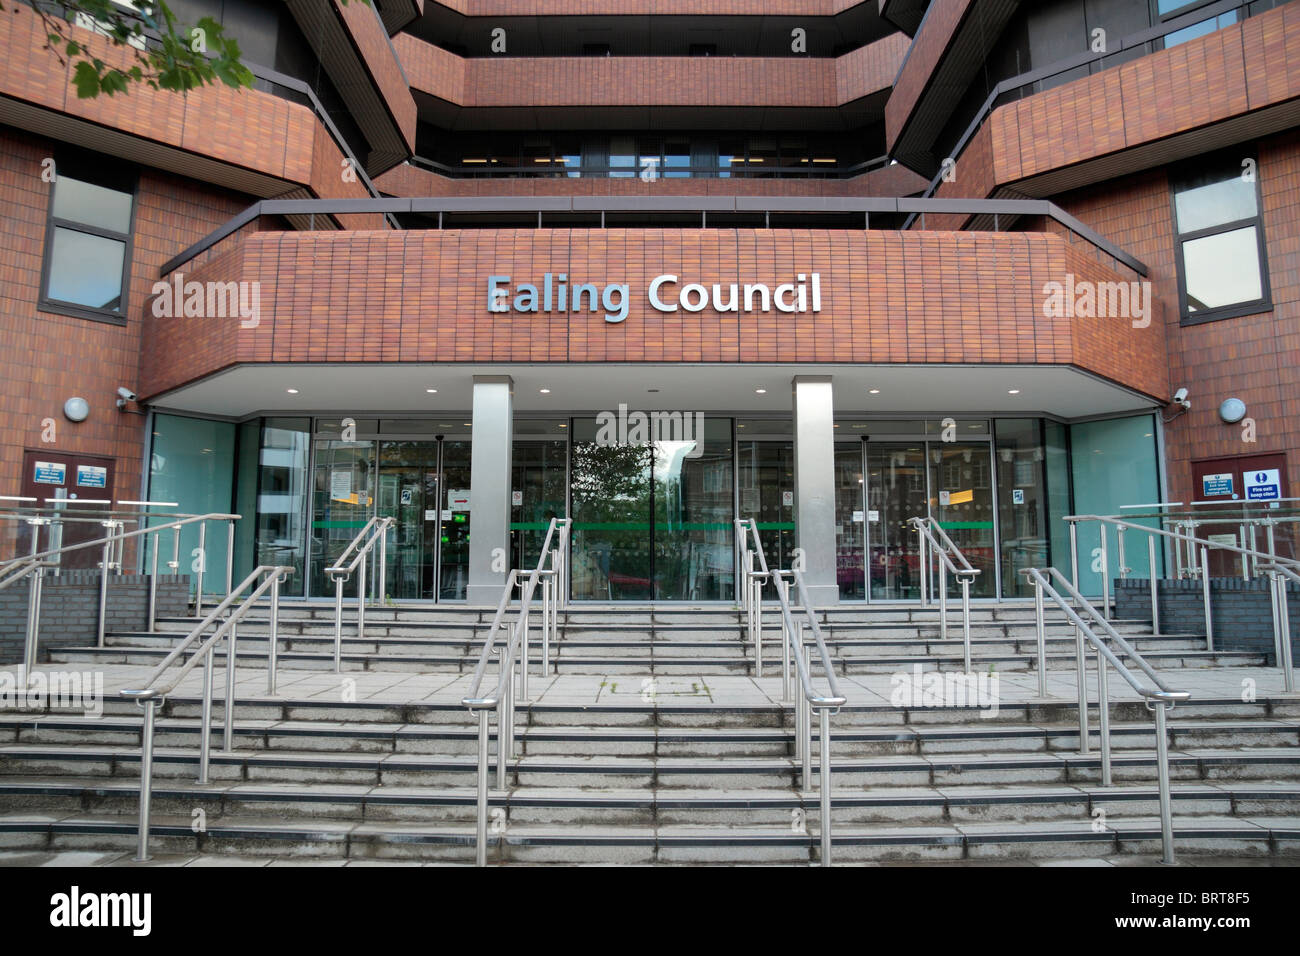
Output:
1 604 1297 865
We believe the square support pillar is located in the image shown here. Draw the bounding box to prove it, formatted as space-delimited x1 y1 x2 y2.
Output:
792 376 839 607
466 375 514 606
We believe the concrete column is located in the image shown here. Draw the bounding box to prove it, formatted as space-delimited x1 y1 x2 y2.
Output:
466 375 514 606
792 375 839 606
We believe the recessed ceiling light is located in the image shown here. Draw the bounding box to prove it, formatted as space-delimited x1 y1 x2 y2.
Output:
462 423 471 426
755 387 767 394
426 388 438 394
1008 389 1021 395
539 388 551 394
869 389 880 394
558 423 567 428
286 388 299 394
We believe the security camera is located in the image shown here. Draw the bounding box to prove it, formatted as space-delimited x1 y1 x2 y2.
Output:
1172 387 1189 407
117 387 138 403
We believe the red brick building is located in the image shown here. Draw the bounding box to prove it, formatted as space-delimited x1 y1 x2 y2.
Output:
2 0 1295 604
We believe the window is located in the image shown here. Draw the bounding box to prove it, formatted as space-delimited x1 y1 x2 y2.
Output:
41 154 136 324
1170 149 1270 325
1152 0 1239 49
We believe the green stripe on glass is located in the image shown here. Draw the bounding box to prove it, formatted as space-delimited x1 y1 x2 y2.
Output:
311 520 370 529
938 521 995 530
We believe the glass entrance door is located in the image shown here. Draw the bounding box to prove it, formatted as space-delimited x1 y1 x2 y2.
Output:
376 442 439 601
865 443 927 600
927 442 997 598
862 439 998 600
569 417 734 601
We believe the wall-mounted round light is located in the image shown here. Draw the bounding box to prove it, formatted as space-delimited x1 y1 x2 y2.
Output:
63 397 89 422
1219 398 1247 424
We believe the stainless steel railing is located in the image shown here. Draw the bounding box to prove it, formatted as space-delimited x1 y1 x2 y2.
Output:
736 517 846 866
324 516 394 671
462 518 571 866
1259 563 1298 693
1021 566 1190 865
1065 513 1300 660
0 512 240 662
909 516 981 673
119 564 294 862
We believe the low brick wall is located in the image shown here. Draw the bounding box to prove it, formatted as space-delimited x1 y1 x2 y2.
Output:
1115 577 1300 660
0 572 190 665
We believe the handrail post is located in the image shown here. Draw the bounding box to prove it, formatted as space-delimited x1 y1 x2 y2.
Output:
960 574 972 673
496 648 509 790
1099 524 1110 619
1201 546 1214 651
1148 536 1160 635
378 520 388 602
97 527 114 647
267 571 281 694
133 697 158 863
195 521 207 616
223 620 238 751
198 645 214 784
148 529 160 633
795 642 806 790
1276 572 1295 694
520 605 530 702
1075 615 1090 755
333 574 345 671
781 577 791 703
475 707 490 867
357 550 367 642
542 576 552 676
917 521 928 606
938 559 948 643
225 520 235 599
1247 523 1258 580
24 566 44 673
818 706 832 868
1154 700 1175 865
1033 573 1048 698
1096 647 1111 787
752 569 763 678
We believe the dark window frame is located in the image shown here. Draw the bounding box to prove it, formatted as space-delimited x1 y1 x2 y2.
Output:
1169 146 1272 327
38 151 138 327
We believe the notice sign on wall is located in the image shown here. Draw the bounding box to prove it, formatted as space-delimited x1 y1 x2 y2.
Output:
1245 469 1281 501
1202 473 1234 497
33 461 65 485
75 465 107 488
447 490 471 511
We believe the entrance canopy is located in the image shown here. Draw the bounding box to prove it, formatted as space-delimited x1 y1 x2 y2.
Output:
148 362 1157 421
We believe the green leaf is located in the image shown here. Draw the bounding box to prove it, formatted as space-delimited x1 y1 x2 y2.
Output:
71 60 102 99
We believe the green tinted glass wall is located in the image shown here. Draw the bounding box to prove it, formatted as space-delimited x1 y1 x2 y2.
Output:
1069 415 1162 596
148 414 236 597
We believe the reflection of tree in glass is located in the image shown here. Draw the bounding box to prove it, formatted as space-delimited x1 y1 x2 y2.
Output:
571 441 653 598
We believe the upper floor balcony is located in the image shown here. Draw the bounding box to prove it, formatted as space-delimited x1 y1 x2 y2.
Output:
888 0 1296 180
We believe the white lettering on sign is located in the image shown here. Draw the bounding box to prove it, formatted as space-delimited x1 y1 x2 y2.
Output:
488 273 822 324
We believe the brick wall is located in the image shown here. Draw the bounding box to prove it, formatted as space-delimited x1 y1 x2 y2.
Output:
0 572 190 665
1114 577 1300 659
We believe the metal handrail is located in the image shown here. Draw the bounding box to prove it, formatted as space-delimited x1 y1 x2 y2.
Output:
909 516 981 672
0 512 239 650
1258 563 1298 693
1021 566 1189 865
120 564 294 862
462 517 572 866
736 517 844 867
325 516 394 669
1065 513 1300 649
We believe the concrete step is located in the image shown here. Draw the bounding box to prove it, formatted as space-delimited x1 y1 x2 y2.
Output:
1 811 1295 863
44 645 1267 675
3 714 1296 756
6 743 1300 789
